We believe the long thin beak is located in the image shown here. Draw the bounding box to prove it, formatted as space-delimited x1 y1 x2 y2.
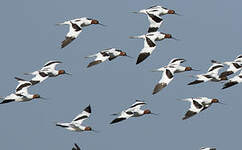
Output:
174 12 182 16
98 23 107 27
150 113 159 116
65 72 72 75
218 102 226 105
192 69 200 71
110 113 119 116
126 55 134 59
40 97 47 100
92 129 100 133
171 37 180 41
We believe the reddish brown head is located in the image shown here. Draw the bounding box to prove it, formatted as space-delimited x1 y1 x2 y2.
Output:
165 34 172 38
211 99 219 103
185 67 192 71
85 126 92 131
120 51 127 56
91 20 99 24
33 94 40 99
144 109 151 114
168 10 175 14
58 70 66 75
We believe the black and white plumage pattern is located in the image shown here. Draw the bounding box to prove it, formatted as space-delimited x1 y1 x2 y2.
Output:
85 48 128 68
57 17 99 48
152 66 176 95
56 105 92 132
188 60 225 85
110 100 148 124
130 32 172 64
72 143 81 150
182 97 217 120
222 70 242 89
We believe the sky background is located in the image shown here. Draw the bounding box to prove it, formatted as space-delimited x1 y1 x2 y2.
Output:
0 0 241 149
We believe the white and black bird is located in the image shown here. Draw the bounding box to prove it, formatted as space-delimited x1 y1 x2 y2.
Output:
56 105 96 132
152 66 177 95
153 58 197 73
130 32 176 64
234 54 242 62
182 97 222 120
85 48 132 68
222 70 242 89
110 100 156 124
200 147 216 150
188 60 227 85
219 60 241 78
0 77 42 104
57 17 105 48
24 60 71 85
72 143 81 150
133 6 179 32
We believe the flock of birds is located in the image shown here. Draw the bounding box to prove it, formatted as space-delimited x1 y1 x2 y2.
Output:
1 4 241 150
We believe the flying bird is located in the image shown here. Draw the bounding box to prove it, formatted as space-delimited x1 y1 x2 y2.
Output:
188 60 227 85
200 147 216 150
219 59 241 78
133 5 179 32
57 17 105 48
85 48 132 68
56 105 96 132
153 58 197 73
0 77 42 104
72 143 81 150
24 60 71 85
110 100 156 124
130 32 176 64
152 66 177 95
181 97 222 120
222 70 242 89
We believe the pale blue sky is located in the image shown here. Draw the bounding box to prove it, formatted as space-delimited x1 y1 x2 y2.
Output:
0 0 241 150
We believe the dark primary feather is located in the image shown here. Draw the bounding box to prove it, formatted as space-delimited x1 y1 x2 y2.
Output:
110 118 126 124
188 80 204 85
222 81 238 89
147 12 163 23
182 110 197 120
61 37 75 48
0 99 15 104
152 83 167 95
136 53 150 64
87 60 102 68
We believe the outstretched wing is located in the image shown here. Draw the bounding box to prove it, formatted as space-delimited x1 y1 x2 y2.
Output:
61 22 82 48
183 99 203 120
146 12 163 33
110 111 133 124
87 52 110 68
14 77 32 95
169 58 186 66
41 60 62 72
128 100 146 112
136 36 156 64
72 105 91 125
153 67 175 95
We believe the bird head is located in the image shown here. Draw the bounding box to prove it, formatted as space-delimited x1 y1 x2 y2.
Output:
33 94 40 99
185 67 193 71
144 109 151 114
168 10 175 14
84 126 92 131
211 99 219 103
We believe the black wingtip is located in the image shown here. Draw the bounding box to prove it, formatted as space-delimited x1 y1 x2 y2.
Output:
110 118 126 124
222 81 238 89
136 53 150 64
14 77 26 81
187 80 203 85
84 105 91 113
